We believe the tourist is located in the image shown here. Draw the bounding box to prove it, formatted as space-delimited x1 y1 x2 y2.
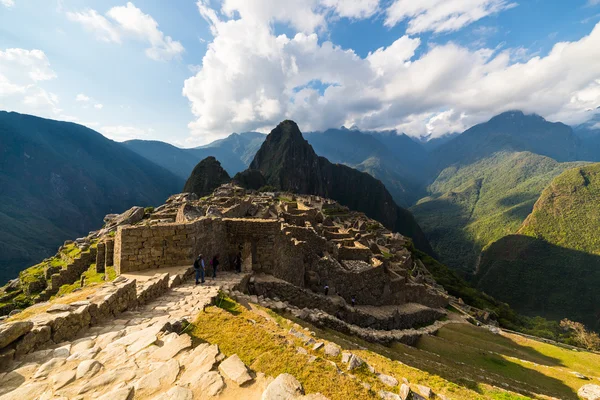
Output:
324 284 329 296
211 254 220 279
235 252 242 273
194 254 205 284
351 295 356 307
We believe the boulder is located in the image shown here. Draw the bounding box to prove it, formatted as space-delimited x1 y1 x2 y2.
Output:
97 385 134 400
33 357 66 379
347 354 364 371
191 371 225 396
0 321 34 349
152 386 193 400
150 333 192 361
76 359 103 379
416 385 433 398
218 354 254 386
579 384 600 400
324 343 340 357
134 359 180 396
399 384 411 400
378 374 399 387
51 370 75 390
379 391 401 400
261 373 304 399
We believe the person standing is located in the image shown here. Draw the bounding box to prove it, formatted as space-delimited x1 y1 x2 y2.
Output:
351 295 356 307
211 254 220 279
194 254 205 284
324 284 329 296
235 252 242 274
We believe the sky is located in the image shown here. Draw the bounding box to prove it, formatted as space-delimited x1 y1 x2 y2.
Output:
1 0 600 146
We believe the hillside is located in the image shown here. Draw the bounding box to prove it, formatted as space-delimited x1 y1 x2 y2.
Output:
433 111 580 169
0 111 182 283
124 131 264 179
410 151 582 274
183 156 231 197
477 164 600 330
248 120 433 254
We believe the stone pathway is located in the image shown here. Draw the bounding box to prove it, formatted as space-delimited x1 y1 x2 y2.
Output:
0 272 320 400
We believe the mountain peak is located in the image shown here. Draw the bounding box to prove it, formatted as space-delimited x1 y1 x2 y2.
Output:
183 156 231 197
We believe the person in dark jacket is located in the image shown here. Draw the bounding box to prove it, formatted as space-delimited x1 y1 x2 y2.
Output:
235 252 242 273
194 254 205 284
211 254 220 279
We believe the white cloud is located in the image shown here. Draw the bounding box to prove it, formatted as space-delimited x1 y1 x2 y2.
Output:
385 0 517 34
94 103 103 109
1 0 15 8
67 2 184 61
183 0 600 142
320 0 379 19
0 48 61 117
75 93 90 102
66 9 122 43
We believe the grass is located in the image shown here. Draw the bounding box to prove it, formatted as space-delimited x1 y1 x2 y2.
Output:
53 263 106 298
188 296 548 400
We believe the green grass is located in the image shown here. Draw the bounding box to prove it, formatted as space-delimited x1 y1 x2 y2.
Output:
53 263 107 298
188 296 558 400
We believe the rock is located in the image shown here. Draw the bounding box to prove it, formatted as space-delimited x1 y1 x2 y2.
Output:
579 384 600 400
52 370 75 390
191 371 225 396
53 344 71 358
179 344 220 384
379 391 401 400
302 394 329 400
47 304 72 313
0 382 49 400
378 374 399 387
399 384 411 400
261 373 304 399
572 371 589 379
0 321 33 349
347 354 364 371
127 333 157 354
67 345 100 361
76 359 103 379
312 342 324 351
78 367 136 394
152 386 193 400
324 343 340 357
150 333 192 361
97 385 134 400
8 310 21 317
0 348 15 370
341 352 352 364
416 385 433 398
219 354 254 386
33 357 66 379
297 347 308 355
71 338 95 353
134 359 180 396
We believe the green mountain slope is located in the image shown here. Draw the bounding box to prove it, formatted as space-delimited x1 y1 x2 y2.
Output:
0 111 183 283
477 164 600 329
411 151 582 275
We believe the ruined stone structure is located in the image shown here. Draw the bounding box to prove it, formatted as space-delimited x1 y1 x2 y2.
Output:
112 184 449 332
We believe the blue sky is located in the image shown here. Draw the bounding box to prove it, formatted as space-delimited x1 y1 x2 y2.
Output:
1 0 599 146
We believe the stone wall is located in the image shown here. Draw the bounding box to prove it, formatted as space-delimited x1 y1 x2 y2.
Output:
96 242 106 273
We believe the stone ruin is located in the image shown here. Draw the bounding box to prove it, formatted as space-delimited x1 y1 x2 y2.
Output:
113 184 450 338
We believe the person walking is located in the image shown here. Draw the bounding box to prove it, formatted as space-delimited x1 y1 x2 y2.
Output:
211 254 220 279
194 254 205 284
235 252 242 273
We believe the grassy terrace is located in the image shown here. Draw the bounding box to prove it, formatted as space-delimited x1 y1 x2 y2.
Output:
187 295 600 400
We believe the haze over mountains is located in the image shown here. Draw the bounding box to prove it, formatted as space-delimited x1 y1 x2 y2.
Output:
3 109 600 330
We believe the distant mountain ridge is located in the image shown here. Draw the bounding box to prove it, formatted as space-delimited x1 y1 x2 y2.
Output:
248 120 434 254
0 111 183 283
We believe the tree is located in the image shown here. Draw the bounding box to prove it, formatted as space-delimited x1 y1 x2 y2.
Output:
560 319 600 351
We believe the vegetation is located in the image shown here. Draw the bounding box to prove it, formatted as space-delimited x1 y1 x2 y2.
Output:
411 151 583 275
560 319 600 351
190 295 600 399
53 264 115 298
258 185 277 192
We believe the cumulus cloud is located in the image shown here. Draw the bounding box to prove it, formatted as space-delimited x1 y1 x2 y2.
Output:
385 0 517 34
183 0 600 142
1 0 15 8
67 2 184 61
94 103 103 109
75 93 90 102
0 48 61 116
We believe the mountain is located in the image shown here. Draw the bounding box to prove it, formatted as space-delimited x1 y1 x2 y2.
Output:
248 120 433 254
418 132 461 151
183 157 231 197
0 111 183 283
304 129 431 206
574 111 600 161
124 131 265 179
433 111 580 169
477 164 600 329
410 151 583 275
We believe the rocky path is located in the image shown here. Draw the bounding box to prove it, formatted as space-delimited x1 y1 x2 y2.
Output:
0 273 321 400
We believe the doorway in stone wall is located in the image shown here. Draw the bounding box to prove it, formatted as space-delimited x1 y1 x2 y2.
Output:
240 241 256 272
